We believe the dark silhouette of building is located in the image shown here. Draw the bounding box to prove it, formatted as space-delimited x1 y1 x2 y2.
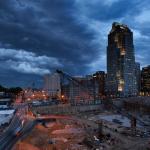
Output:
135 62 141 94
93 71 105 98
141 65 150 96
106 22 137 97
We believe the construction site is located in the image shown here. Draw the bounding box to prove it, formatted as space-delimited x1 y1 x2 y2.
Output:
11 70 150 150
11 95 150 150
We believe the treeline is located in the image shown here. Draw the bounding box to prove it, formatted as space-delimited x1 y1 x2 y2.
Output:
0 85 22 95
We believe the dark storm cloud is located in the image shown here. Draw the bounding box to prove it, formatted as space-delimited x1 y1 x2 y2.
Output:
0 0 149 87
76 0 150 68
0 0 98 74
75 0 140 21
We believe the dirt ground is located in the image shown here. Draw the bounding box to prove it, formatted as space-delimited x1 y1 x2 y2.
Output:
12 118 150 150
13 120 90 150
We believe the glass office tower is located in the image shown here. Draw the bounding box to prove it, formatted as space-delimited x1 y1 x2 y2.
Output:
106 22 137 97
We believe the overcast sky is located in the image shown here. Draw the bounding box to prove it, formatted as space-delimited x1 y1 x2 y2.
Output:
0 0 149 87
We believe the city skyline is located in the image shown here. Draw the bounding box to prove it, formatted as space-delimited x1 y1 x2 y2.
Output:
0 1 150 150
0 0 150 87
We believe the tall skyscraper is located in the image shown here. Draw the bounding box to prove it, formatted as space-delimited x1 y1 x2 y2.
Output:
141 65 150 96
106 22 137 97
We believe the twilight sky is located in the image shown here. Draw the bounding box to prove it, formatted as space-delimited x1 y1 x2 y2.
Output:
0 0 149 87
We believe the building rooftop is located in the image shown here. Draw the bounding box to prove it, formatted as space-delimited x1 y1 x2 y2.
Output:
111 22 130 33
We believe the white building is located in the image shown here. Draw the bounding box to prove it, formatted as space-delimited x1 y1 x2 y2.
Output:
44 73 61 98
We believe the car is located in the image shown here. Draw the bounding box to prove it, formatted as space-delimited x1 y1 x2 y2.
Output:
14 126 22 136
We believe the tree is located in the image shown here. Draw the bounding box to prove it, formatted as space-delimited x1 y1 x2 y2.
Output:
8 87 22 95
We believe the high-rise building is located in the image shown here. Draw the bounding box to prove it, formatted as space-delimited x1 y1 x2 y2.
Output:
106 22 137 97
135 62 141 94
44 73 61 98
93 71 105 98
141 65 150 96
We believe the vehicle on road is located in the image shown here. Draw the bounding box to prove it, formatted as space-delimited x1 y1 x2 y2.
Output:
13 119 25 136
13 126 22 136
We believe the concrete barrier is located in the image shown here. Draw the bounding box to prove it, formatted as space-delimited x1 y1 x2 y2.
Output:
31 104 103 115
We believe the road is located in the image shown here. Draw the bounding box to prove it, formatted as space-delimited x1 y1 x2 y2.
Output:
0 103 31 150
5 120 36 150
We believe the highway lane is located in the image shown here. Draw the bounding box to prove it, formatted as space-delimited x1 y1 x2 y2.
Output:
0 116 23 150
5 120 37 150
0 115 21 143
0 103 28 150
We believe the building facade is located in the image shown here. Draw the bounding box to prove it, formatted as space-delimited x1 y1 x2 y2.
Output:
44 73 61 98
106 22 137 97
61 75 100 105
93 71 105 98
135 62 141 94
141 65 150 96
69 76 95 104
